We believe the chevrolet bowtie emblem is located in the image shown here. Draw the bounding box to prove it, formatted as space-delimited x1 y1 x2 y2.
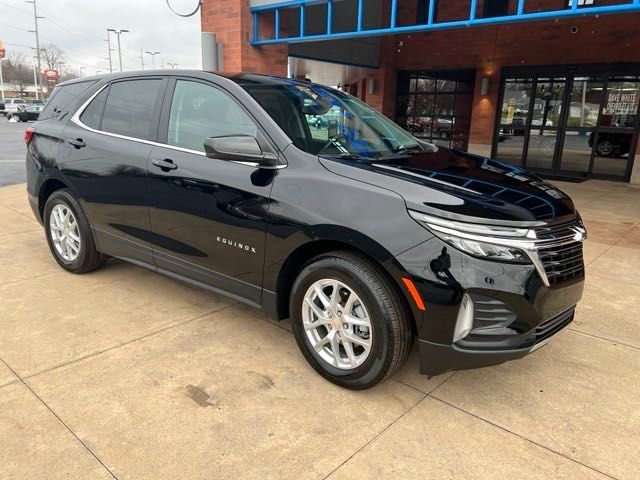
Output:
570 226 587 242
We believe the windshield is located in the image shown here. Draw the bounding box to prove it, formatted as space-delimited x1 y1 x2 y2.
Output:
241 82 421 159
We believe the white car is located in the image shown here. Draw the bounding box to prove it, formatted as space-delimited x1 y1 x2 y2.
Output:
2 98 29 117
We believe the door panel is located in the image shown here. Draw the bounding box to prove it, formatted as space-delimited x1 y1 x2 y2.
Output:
60 119 155 265
147 78 274 304
147 147 273 303
60 77 166 264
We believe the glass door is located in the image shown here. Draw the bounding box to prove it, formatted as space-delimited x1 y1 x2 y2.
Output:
524 77 567 172
558 76 605 176
495 70 640 181
591 77 640 178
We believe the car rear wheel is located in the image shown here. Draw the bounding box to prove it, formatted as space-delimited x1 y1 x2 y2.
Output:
596 139 614 157
290 251 413 389
44 189 106 273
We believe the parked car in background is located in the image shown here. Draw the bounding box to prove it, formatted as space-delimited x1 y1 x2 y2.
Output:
2 98 28 117
11 104 43 122
589 131 632 157
25 71 587 389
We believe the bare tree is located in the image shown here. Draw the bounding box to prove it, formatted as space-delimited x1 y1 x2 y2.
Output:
4 52 33 96
40 44 66 71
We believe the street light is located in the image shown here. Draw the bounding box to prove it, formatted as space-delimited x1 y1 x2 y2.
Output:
107 29 129 72
167 62 179 69
145 51 161 69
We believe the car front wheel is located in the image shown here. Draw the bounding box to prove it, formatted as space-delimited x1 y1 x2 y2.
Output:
290 251 413 389
44 189 106 273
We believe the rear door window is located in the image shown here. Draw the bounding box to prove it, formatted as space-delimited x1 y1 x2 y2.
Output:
101 79 163 141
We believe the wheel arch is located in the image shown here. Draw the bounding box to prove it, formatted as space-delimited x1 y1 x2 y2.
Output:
273 236 418 334
38 177 70 219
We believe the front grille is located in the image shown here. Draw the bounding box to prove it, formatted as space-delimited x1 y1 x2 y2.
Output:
535 308 575 343
534 221 585 286
538 241 585 285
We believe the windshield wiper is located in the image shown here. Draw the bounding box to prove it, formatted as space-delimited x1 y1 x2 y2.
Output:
392 144 422 154
318 153 375 162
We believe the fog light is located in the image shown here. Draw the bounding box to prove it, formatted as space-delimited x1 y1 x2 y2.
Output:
453 294 474 343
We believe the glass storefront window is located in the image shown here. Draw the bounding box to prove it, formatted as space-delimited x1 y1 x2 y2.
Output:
499 80 532 125
496 79 533 166
566 77 603 128
397 70 473 150
495 70 639 181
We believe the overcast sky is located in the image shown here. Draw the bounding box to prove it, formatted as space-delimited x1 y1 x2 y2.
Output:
0 0 202 74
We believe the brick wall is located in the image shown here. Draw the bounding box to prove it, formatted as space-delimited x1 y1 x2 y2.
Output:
200 0 288 75
383 9 640 145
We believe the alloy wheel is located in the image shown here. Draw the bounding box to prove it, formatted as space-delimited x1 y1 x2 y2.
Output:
597 140 613 156
302 279 373 370
49 203 81 262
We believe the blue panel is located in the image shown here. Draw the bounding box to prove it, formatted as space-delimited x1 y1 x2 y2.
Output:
390 0 397 28
251 0 640 45
469 0 478 21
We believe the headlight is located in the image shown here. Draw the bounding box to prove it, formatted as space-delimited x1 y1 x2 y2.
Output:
409 210 532 264
439 233 530 263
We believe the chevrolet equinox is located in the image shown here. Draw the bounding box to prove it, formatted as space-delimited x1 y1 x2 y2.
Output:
25 71 587 389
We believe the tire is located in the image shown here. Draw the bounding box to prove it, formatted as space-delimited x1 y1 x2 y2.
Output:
43 189 106 273
290 251 413 389
596 139 614 157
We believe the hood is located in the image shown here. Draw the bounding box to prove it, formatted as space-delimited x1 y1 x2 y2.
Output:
319 148 576 225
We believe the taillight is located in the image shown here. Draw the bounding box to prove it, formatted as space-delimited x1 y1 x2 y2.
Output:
24 128 34 145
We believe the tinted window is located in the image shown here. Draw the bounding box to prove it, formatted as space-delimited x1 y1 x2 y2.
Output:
39 80 96 120
168 80 257 152
101 79 163 140
80 87 109 130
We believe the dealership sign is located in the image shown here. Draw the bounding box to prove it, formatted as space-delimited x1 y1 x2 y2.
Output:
44 69 60 81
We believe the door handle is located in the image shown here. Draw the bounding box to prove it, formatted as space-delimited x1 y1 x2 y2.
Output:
152 158 178 171
66 138 86 149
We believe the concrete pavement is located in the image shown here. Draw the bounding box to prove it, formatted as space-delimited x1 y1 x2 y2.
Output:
0 180 638 479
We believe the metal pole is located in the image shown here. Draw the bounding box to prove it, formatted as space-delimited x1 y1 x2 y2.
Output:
0 59 5 102
106 30 113 73
145 51 160 69
32 61 39 100
116 32 123 71
140 48 144 70
27 0 43 99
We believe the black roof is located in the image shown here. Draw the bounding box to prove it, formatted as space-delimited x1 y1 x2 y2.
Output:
56 69 311 88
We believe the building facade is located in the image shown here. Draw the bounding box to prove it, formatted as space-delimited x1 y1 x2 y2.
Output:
201 0 640 183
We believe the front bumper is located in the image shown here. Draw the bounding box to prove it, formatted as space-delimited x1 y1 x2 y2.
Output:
394 236 585 376
418 307 575 376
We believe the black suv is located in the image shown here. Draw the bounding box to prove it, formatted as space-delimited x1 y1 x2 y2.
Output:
25 71 587 389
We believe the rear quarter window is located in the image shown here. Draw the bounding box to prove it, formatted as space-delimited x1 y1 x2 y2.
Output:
39 80 97 121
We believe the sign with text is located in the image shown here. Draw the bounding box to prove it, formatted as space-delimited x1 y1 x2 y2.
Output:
44 69 60 81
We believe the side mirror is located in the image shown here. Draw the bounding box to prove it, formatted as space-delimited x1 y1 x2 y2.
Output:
203 135 277 167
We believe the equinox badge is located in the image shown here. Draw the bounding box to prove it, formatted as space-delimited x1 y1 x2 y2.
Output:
217 236 257 254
